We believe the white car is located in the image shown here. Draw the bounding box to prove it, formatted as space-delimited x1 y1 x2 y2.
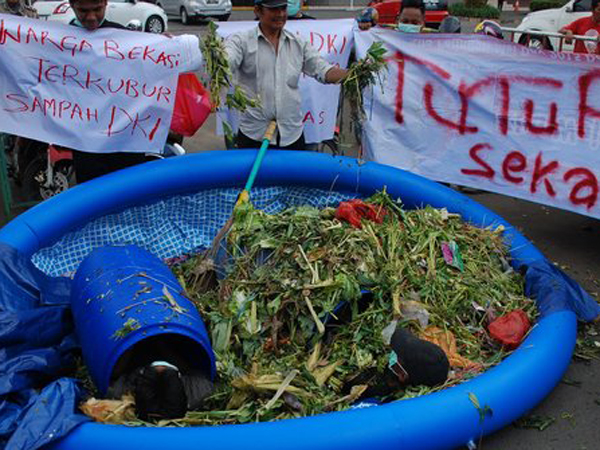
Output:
156 0 232 25
32 0 169 33
515 0 593 51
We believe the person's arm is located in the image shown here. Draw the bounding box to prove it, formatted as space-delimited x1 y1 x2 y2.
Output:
191 31 243 73
302 38 348 84
357 20 376 31
224 33 245 71
325 66 349 84
559 28 575 44
559 18 580 44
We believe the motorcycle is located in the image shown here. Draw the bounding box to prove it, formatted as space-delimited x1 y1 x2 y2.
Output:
23 144 74 201
17 131 186 201
3 136 50 194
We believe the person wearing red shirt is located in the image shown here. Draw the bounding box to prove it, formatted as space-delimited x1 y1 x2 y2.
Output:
560 0 600 54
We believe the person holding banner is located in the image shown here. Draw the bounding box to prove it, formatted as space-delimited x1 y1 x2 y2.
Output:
559 0 600 54
222 0 348 150
68 0 122 31
1 0 39 189
64 0 153 183
394 0 426 32
357 0 425 32
0 0 37 18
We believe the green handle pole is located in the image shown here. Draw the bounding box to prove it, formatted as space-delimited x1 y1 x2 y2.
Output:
237 120 277 205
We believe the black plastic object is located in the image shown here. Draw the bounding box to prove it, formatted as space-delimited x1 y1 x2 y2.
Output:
390 326 449 387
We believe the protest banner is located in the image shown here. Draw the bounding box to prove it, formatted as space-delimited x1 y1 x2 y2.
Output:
215 19 354 144
0 14 201 153
354 28 600 219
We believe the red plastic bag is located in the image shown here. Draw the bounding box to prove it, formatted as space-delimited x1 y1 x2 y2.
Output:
170 73 212 137
488 309 531 350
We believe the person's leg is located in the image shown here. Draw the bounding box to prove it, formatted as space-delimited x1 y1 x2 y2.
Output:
72 151 148 184
280 134 306 151
236 131 263 149
72 150 112 184
237 131 306 151
107 153 150 173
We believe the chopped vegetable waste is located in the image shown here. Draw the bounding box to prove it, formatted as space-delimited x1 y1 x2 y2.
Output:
80 192 537 426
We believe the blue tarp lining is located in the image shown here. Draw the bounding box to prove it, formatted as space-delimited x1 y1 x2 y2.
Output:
525 260 600 322
31 187 357 277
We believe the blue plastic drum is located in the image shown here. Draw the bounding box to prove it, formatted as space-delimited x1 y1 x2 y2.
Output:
71 245 216 394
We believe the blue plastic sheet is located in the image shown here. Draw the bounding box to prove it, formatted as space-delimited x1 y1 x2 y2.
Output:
0 243 88 450
524 259 600 322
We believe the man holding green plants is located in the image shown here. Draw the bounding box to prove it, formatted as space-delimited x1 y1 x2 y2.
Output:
223 0 348 150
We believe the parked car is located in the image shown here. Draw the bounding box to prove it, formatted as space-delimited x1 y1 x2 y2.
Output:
370 0 449 29
32 0 168 33
514 0 593 51
156 0 232 24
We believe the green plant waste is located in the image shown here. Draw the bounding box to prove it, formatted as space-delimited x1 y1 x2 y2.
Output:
126 191 536 426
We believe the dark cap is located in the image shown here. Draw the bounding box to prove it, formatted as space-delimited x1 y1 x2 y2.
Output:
255 0 288 7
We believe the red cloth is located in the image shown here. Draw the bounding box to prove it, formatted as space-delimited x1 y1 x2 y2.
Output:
564 16 600 54
335 199 388 229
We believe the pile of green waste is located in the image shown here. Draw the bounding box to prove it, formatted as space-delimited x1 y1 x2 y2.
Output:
154 192 535 426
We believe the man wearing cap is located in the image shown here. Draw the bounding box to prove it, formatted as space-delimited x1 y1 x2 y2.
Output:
0 0 37 17
223 0 348 150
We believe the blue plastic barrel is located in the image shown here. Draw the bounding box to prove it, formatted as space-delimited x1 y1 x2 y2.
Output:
70 245 216 395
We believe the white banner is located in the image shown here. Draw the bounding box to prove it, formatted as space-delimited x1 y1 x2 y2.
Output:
216 19 354 144
0 14 201 153
355 28 600 219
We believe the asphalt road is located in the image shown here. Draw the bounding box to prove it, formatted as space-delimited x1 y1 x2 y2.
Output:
2 8 600 450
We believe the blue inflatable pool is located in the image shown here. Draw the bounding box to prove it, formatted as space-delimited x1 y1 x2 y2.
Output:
0 151 577 450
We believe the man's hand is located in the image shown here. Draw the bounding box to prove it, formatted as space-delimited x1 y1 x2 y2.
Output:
560 28 574 45
325 66 349 84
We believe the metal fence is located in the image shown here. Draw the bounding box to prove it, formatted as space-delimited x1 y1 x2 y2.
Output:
502 27 599 52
